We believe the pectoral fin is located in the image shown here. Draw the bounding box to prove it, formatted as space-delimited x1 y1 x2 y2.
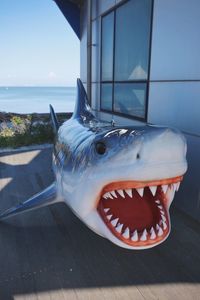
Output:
0 182 59 220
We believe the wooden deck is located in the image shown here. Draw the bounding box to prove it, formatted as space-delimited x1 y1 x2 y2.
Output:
0 146 200 300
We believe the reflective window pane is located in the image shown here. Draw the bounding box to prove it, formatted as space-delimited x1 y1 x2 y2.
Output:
101 84 113 111
114 83 146 118
101 12 114 80
115 0 152 81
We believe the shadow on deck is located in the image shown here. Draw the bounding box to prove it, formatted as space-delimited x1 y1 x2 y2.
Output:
0 146 199 300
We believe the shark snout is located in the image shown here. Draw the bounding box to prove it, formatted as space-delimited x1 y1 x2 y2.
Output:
95 127 187 183
139 128 187 165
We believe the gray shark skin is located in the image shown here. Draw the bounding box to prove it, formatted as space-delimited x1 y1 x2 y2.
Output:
0 79 187 250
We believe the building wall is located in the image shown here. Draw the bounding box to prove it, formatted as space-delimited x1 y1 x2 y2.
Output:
80 0 200 221
149 0 200 135
148 0 200 220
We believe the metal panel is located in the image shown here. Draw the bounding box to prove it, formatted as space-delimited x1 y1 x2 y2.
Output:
92 0 98 20
151 0 200 80
148 82 200 136
80 0 87 83
92 0 115 20
91 83 100 111
91 20 100 82
98 0 115 16
175 134 200 222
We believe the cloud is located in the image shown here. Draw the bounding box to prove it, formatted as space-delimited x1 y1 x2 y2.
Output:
48 71 57 79
7 74 16 79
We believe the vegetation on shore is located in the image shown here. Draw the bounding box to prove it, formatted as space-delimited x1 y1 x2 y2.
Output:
0 112 72 148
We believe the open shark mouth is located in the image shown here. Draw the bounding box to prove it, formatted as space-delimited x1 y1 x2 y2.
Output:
97 176 183 248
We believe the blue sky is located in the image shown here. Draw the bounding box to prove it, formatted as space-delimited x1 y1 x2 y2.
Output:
0 0 80 86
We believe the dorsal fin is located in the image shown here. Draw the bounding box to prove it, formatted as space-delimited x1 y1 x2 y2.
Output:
50 104 59 133
72 79 95 120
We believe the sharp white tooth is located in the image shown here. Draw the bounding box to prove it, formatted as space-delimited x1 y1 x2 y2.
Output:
125 189 133 198
131 230 138 241
158 226 163 236
104 208 110 213
156 224 160 230
106 214 112 220
173 183 177 191
104 192 113 199
116 223 123 233
158 205 163 210
162 184 168 194
162 221 167 230
136 187 144 197
140 229 147 241
160 210 165 215
150 227 156 239
117 189 125 198
174 182 180 191
150 227 154 234
103 193 108 199
161 215 166 222
103 192 113 199
122 227 130 239
156 224 163 236
111 218 119 227
170 184 175 190
149 186 157 196
110 190 118 198
155 200 160 204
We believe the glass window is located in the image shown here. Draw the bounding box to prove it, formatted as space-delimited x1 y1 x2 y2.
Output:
101 12 114 81
101 84 113 111
114 83 146 118
100 0 152 120
114 0 152 81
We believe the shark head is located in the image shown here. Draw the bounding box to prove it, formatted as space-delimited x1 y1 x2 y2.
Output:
56 80 187 250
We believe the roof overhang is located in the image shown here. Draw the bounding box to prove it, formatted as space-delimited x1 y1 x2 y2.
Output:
54 0 81 39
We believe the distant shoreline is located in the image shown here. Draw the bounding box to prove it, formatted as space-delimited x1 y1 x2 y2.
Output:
0 111 72 123
0 86 76 88
0 111 72 148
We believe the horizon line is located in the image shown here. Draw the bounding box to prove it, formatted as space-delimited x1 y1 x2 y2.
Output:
0 85 76 88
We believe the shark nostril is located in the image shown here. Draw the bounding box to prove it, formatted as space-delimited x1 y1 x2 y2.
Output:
136 153 140 160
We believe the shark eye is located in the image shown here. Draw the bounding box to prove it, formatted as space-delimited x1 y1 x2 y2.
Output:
95 142 106 155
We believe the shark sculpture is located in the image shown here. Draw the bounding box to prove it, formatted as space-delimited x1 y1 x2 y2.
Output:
0 79 187 250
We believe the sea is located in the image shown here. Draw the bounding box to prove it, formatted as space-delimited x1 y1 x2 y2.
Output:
0 87 76 114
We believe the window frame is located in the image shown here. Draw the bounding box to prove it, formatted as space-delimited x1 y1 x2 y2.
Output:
100 0 154 122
